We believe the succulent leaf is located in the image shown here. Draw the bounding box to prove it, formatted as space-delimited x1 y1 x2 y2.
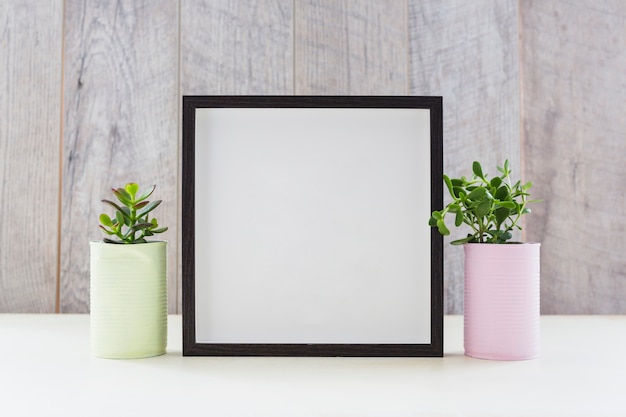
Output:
455 209 463 227
136 185 156 203
472 161 484 179
436 219 450 236
131 222 154 231
125 182 139 198
99 214 113 227
133 201 149 210
137 200 162 218
114 187 132 205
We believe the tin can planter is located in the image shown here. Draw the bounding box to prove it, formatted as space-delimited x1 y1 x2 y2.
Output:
463 243 540 360
90 241 167 359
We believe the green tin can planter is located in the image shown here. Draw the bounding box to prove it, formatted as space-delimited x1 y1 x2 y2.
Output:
90 241 167 359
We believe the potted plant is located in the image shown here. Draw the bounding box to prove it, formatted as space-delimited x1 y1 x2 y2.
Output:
429 160 541 360
90 183 168 358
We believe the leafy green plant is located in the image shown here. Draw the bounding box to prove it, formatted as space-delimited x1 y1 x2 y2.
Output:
429 160 540 244
99 183 168 244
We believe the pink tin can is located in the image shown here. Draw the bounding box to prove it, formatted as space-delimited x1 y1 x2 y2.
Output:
463 243 541 360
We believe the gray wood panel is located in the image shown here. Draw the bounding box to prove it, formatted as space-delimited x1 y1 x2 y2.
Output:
295 0 408 95
0 1 63 312
60 0 180 313
521 1 626 313
409 1 521 314
181 0 294 95
2 0 624 315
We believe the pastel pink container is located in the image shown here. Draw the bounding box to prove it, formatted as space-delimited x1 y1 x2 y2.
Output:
464 243 540 360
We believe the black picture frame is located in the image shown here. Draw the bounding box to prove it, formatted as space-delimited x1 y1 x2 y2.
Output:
182 96 443 357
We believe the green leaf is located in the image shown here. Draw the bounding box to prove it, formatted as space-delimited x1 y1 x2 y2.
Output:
443 175 454 198
495 185 510 201
491 230 513 243
467 187 487 201
131 222 154 231
115 210 124 226
431 211 443 220
125 183 139 198
151 227 168 234
113 188 132 206
436 219 450 236
99 225 115 235
123 228 135 240
472 161 484 179
521 207 532 214
451 178 464 186
497 160 511 177
476 200 492 218
103 237 125 244
102 199 132 221
522 181 533 191
428 216 438 227
133 200 149 210
495 201 516 209
494 207 511 225
136 185 156 203
137 199 162 218
99 214 113 227
455 209 463 227
490 177 502 188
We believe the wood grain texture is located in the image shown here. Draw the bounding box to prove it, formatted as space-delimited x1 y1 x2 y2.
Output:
521 1 626 313
181 0 293 95
2 0 623 315
61 0 179 313
295 0 408 95
409 0 521 314
0 1 63 312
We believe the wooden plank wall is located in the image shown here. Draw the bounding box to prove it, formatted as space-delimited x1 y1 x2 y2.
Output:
521 1 626 313
60 0 180 313
0 1 63 312
294 0 408 95
1 0 622 314
409 1 521 313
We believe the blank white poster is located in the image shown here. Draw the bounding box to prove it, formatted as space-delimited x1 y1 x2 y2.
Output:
194 107 432 344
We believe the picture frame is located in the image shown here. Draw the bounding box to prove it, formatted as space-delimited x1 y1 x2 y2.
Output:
182 96 443 357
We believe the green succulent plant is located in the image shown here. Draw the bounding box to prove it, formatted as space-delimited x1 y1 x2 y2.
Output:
99 183 168 244
429 160 540 244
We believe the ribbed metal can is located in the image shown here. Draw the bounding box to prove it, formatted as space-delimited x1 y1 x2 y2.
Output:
90 241 167 358
463 243 540 360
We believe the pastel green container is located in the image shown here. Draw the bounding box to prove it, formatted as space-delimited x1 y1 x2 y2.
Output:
90 241 167 359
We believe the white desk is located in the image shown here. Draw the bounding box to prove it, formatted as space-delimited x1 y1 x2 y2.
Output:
0 315 624 417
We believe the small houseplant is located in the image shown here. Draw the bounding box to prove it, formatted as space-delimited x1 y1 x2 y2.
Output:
98 182 168 243
429 159 537 245
90 183 168 359
430 160 541 360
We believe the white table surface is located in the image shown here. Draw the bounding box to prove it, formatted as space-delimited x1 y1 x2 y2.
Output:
0 315 624 417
